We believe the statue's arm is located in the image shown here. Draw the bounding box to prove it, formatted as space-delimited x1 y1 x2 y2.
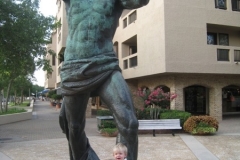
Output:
119 0 149 9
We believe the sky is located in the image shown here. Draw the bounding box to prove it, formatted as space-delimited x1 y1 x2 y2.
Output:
33 0 57 87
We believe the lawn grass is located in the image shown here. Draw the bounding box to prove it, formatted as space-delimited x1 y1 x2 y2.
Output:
8 101 30 107
0 100 30 115
19 101 31 107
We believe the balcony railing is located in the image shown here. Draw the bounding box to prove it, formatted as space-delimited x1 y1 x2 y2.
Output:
122 54 138 69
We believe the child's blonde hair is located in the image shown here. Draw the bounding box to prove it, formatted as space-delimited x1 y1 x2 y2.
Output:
113 143 127 156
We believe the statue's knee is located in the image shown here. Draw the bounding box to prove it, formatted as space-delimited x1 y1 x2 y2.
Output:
128 119 139 135
69 122 84 133
130 119 138 132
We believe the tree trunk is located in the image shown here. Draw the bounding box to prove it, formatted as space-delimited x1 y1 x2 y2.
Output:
21 89 23 103
14 90 17 105
6 79 14 112
0 102 2 113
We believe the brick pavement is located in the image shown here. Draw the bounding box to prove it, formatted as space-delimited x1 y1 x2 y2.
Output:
0 100 240 160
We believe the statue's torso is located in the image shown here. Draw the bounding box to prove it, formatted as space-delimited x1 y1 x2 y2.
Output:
65 0 120 61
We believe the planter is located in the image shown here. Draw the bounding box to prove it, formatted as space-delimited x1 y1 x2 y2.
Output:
96 116 114 132
0 100 34 125
50 102 56 107
0 110 32 125
56 103 61 109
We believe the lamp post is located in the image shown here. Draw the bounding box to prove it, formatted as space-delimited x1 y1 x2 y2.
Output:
36 90 37 99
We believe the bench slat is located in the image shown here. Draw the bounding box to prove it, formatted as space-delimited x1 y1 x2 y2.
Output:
138 126 182 130
138 119 182 136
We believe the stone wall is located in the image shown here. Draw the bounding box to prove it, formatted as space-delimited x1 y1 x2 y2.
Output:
126 80 143 109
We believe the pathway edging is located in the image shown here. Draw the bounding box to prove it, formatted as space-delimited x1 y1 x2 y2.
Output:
180 135 219 160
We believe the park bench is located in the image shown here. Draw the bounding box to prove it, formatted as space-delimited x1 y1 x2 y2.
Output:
138 119 182 136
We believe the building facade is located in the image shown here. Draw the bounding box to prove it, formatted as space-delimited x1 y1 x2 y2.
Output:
44 31 57 90
44 0 68 90
46 0 240 121
113 0 240 121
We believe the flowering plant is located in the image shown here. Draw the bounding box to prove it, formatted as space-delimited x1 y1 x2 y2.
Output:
137 87 177 109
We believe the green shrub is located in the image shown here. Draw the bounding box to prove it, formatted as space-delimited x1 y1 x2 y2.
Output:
101 128 118 136
52 94 62 101
183 115 219 135
136 108 191 126
160 110 191 127
19 101 31 107
102 120 116 128
48 90 56 99
98 120 116 130
0 108 26 115
192 127 216 135
96 109 112 116
135 108 152 119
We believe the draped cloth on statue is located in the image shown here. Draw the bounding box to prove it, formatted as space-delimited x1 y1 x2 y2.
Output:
60 52 121 96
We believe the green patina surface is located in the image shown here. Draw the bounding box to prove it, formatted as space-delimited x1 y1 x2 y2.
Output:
61 0 149 95
64 0 118 61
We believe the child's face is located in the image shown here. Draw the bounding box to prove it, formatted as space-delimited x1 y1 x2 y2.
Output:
113 151 126 160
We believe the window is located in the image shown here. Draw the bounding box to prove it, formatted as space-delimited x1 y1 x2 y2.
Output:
207 32 217 45
232 0 240 11
129 46 137 55
207 33 229 46
123 59 128 69
52 55 55 66
58 32 61 43
129 11 137 24
217 49 229 61
58 48 65 64
123 18 127 28
234 50 240 62
215 0 227 9
130 56 137 67
219 33 229 46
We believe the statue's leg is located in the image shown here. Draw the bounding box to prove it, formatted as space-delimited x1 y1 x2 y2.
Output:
64 94 100 160
59 99 74 160
97 71 138 160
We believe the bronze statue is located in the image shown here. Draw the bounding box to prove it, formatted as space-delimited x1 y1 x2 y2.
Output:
59 0 149 160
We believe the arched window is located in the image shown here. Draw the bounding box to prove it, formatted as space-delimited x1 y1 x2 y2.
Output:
222 85 240 113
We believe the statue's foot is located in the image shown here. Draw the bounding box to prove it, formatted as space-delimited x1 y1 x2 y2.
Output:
86 146 100 160
80 139 100 160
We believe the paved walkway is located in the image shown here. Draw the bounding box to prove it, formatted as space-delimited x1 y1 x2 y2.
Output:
0 100 240 160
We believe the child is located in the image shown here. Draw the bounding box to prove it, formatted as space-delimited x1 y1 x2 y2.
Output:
113 143 127 160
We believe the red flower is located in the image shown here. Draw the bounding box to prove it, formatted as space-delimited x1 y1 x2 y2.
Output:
137 87 177 108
